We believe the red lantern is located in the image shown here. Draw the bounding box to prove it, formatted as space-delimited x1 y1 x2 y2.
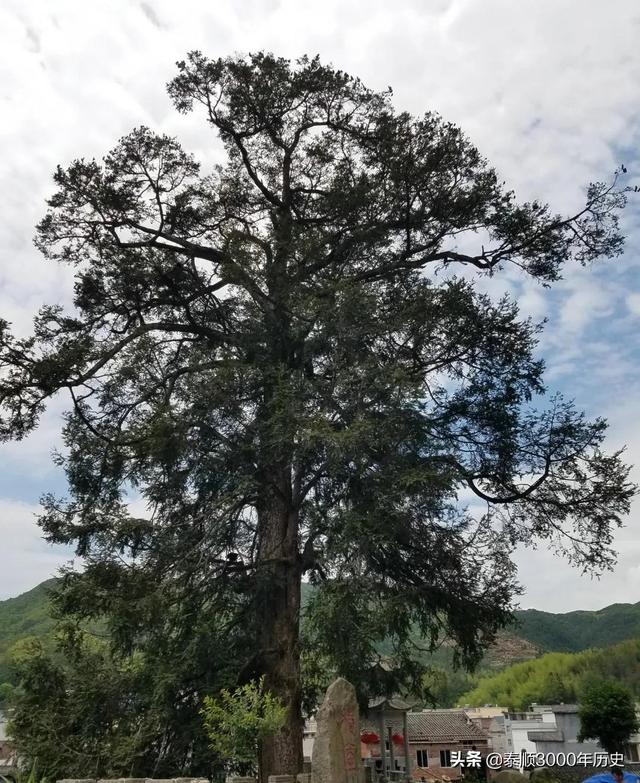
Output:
391 733 404 745
361 731 380 744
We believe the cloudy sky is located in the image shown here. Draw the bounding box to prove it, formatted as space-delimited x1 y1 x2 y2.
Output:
1 0 639 612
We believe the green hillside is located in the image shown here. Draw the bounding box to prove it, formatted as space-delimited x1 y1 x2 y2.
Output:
513 602 640 652
458 638 640 710
0 578 59 682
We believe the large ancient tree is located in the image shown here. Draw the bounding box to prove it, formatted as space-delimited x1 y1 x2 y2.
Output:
0 53 634 778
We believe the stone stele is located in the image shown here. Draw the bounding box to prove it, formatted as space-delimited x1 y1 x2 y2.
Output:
312 678 361 783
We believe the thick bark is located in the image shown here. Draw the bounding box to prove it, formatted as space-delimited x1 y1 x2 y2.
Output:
256 466 304 781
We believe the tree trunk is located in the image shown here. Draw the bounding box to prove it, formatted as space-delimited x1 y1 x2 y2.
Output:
258 208 302 781
256 466 303 782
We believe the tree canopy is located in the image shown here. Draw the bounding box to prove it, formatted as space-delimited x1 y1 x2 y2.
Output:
0 52 635 778
578 678 639 755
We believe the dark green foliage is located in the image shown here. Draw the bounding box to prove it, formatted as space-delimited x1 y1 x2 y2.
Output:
7 624 235 781
515 603 640 652
420 666 478 708
8 635 147 781
0 52 635 777
0 680 14 708
577 678 639 754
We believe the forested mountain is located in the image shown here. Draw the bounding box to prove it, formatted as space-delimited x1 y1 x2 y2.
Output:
458 639 640 710
0 579 639 701
514 603 640 652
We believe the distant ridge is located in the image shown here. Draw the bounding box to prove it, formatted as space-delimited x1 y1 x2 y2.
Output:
0 579 638 687
513 601 640 652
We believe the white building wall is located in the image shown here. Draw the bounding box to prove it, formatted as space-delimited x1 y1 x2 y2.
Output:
504 713 557 756
303 717 317 761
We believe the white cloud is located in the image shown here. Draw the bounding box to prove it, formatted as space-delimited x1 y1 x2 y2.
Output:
0 498 74 600
558 279 615 335
627 293 640 316
0 393 68 480
514 536 640 612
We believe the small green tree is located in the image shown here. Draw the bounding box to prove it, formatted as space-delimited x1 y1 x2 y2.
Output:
578 679 639 755
201 678 287 776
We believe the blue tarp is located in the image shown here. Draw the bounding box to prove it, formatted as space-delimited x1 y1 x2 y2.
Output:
582 774 639 783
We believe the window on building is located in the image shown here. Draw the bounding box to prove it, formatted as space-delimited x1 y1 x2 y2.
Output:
416 750 429 767
440 750 452 767
625 744 640 763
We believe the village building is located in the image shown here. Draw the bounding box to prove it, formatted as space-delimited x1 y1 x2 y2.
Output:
306 703 490 782
501 707 558 757
524 703 640 763
359 705 489 782
405 711 489 781
360 697 413 781
303 700 640 779
463 708 509 756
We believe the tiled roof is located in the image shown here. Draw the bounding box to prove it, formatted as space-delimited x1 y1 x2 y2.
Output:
408 711 488 743
369 696 416 711
550 704 579 714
